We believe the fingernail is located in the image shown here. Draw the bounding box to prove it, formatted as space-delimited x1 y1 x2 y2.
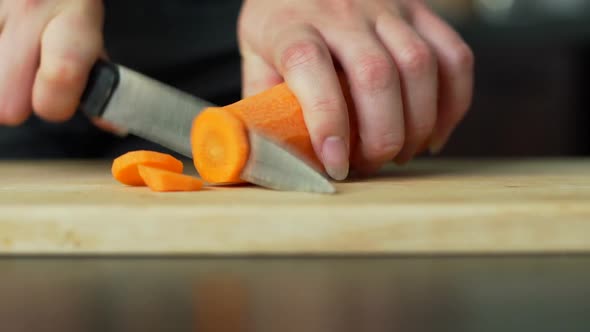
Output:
322 136 349 181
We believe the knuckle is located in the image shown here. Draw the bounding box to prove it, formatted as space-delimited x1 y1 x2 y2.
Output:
398 41 433 76
448 43 475 73
321 0 355 18
18 0 45 12
353 55 395 92
32 95 74 122
279 40 326 72
364 131 404 160
309 97 346 116
40 57 87 88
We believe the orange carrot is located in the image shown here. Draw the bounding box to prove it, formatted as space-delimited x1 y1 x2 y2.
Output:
191 76 356 184
191 107 250 184
112 150 183 186
138 165 204 192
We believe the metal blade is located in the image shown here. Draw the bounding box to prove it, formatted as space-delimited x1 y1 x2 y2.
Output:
101 65 215 158
241 131 336 194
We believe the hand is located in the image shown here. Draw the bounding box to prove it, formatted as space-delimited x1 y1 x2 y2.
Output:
0 0 104 125
238 0 474 180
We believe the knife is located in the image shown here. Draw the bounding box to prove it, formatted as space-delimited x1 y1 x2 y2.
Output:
77 60 335 194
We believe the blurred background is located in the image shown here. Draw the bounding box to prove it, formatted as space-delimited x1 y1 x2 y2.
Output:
427 0 590 157
1 0 588 159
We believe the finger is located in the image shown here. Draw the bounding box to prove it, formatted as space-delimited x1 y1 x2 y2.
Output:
0 13 46 125
411 2 475 154
241 46 283 97
32 0 104 122
92 118 128 137
271 24 350 180
376 14 438 164
324 25 404 173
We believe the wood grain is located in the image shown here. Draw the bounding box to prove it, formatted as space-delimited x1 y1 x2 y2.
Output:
0 159 589 255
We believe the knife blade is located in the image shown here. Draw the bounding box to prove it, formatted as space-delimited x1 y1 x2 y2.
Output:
242 131 335 194
78 60 335 194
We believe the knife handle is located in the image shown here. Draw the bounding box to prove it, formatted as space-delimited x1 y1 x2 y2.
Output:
78 59 120 118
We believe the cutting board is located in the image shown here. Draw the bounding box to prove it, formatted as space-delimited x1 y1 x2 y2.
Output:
1 159 589 255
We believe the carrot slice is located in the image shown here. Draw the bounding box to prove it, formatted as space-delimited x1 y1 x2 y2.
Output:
138 165 204 192
191 75 357 184
112 150 183 186
191 107 250 184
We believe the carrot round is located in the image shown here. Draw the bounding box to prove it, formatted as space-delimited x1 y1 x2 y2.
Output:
191 75 356 184
112 150 183 186
138 165 204 192
191 107 250 184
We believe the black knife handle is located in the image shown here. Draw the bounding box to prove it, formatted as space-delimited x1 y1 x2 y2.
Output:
78 59 120 118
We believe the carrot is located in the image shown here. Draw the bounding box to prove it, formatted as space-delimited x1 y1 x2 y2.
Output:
191 107 250 184
138 165 204 192
191 75 356 184
112 150 183 186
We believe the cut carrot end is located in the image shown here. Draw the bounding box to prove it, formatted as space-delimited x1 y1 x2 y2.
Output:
138 165 204 192
112 150 183 186
191 107 250 184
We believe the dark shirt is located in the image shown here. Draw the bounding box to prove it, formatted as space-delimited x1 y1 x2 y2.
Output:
0 0 243 159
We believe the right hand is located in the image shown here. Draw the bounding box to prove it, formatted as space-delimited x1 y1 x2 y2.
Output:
0 0 104 125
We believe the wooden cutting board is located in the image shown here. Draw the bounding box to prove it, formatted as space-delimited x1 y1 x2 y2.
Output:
1 159 589 255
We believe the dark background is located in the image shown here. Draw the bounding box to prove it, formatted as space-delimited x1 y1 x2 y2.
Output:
429 0 590 157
